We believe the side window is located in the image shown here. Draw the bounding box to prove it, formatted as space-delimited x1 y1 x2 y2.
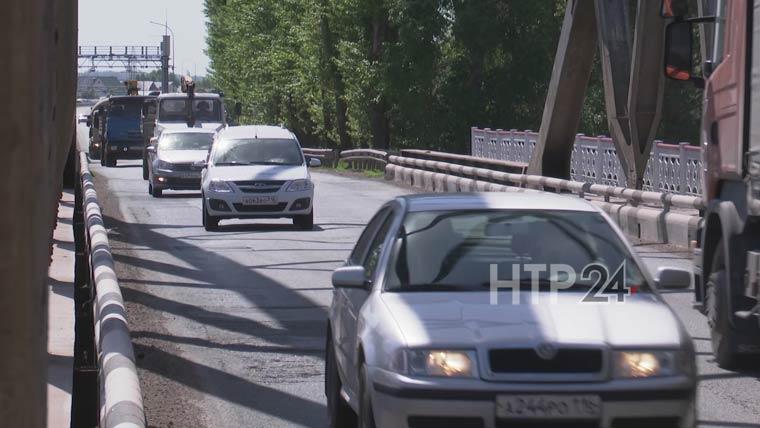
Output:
362 213 395 280
348 207 391 265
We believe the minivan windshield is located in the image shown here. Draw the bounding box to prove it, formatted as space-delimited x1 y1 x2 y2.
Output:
159 133 214 151
385 210 646 293
212 138 303 166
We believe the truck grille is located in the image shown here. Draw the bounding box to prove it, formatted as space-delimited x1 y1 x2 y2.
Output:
489 348 602 374
234 180 285 193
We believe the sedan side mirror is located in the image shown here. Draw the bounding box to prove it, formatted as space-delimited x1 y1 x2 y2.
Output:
655 267 692 289
308 157 322 168
332 266 369 289
146 145 156 154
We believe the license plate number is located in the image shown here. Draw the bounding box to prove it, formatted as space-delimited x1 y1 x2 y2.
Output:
495 395 601 420
242 196 277 205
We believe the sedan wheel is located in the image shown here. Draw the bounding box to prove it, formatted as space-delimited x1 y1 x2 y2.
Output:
325 332 356 428
202 200 219 231
358 364 376 428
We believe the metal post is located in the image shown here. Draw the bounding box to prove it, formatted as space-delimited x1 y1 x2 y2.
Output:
161 35 171 93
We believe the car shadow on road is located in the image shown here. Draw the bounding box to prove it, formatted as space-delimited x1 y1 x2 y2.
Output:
212 223 325 233
155 192 202 199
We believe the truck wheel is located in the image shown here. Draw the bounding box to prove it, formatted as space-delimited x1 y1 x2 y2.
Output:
89 145 101 160
706 269 742 368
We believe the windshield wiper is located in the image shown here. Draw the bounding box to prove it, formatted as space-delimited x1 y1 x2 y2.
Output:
215 161 251 166
396 283 476 292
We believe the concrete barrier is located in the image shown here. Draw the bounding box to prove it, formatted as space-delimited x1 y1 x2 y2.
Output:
80 153 146 428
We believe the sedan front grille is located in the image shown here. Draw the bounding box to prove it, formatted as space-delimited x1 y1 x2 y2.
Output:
234 180 286 193
489 348 602 374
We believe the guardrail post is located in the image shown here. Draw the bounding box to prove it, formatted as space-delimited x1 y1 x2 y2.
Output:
71 155 99 428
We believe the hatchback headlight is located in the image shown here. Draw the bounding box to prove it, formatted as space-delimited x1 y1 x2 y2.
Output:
286 179 314 192
396 349 478 378
613 351 690 378
208 179 233 193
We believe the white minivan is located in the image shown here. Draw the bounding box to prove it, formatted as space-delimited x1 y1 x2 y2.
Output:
200 125 320 231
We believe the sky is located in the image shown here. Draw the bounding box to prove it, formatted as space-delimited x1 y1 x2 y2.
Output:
78 0 210 77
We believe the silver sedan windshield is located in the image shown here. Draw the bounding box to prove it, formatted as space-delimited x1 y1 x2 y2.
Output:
385 210 646 292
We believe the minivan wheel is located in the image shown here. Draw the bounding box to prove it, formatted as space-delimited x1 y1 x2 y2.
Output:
325 332 356 428
142 157 149 180
293 210 314 230
358 364 376 428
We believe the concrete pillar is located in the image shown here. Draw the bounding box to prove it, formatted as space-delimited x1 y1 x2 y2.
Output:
528 0 598 179
0 0 78 426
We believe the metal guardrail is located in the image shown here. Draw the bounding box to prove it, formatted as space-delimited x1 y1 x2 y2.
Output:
471 127 703 196
79 152 146 428
401 149 527 174
340 149 388 170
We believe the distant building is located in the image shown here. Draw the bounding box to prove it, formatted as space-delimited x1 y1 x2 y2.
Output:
77 75 126 98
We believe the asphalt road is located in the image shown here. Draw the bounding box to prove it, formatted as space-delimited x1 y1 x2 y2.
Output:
76 117 760 428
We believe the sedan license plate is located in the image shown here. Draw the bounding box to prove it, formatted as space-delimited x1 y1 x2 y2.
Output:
496 395 601 420
242 196 277 205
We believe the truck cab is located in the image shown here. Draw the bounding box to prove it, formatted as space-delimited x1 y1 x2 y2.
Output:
153 92 227 139
99 95 156 167
663 0 760 367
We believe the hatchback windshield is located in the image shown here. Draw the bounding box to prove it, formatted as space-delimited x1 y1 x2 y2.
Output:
385 210 646 292
159 133 214 151
158 98 222 122
212 138 303 166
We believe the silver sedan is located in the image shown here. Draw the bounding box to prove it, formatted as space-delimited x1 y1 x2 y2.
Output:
326 192 696 428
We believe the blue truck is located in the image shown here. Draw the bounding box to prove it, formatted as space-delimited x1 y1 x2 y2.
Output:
99 95 156 167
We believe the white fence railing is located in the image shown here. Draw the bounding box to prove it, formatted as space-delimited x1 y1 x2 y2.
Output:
471 128 703 196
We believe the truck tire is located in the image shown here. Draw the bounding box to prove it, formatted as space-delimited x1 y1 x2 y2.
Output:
706 269 741 368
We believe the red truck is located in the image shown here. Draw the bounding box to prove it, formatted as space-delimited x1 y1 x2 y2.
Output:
664 0 760 368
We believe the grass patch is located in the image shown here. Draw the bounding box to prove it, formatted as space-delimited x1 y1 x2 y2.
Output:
325 160 385 179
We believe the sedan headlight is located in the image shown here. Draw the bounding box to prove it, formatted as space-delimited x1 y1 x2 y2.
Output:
156 160 173 170
286 179 314 192
208 179 233 193
613 351 690 378
398 350 478 378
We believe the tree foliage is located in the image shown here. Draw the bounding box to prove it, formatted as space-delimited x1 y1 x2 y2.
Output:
205 0 700 151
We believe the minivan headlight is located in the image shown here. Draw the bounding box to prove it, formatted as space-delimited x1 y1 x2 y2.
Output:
396 349 478 378
208 179 233 193
613 350 690 378
287 179 314 192
156 160 173 170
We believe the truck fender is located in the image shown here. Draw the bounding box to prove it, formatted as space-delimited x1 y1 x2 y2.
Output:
700 200 745 325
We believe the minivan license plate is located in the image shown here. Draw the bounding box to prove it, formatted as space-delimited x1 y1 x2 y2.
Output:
242 196 277 205
496 395 601 419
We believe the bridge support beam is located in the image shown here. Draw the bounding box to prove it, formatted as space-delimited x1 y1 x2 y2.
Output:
0 0 78 426
528 0 598 179
530 0 666 188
